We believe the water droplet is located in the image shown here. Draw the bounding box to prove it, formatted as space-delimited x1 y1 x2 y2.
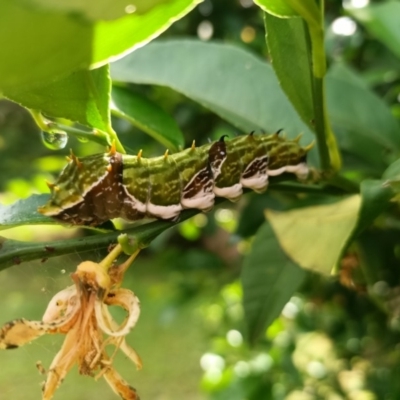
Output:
77 136 89 143
41 130 68 150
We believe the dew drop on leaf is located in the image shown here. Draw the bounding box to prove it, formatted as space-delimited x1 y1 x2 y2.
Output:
41 131 68 150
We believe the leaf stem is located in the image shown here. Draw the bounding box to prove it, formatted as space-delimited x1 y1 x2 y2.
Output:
0 208 200 271
99 243 123 271
28 109 126 153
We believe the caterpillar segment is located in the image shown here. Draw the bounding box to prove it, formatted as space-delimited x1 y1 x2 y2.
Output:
38 131 311 226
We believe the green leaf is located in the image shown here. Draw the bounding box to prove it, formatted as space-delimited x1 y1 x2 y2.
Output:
383 159 400 180
111 39 314 144
0 195 55 230
264 14 314 130
20 0 175 20
354 179 393 238
266 196 361 275
242 222 306 344
0 194 114 232
0 0 200 91
382 159 400 202
254 0 297 17
350 2 400 61
259 8 339 173
5 66 111 131
111 86 184 151
326 63 400 171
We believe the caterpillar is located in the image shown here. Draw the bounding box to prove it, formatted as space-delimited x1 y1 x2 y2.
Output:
38 131 312 226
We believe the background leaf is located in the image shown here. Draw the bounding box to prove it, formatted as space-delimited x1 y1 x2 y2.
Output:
111 86 184 151
111 39 314 145
326 63 400 172
242 222 306 344
353 179 393 237
350 2 400 61
0 0 200 91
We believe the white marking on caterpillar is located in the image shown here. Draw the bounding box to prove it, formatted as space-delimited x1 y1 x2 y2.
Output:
146 203 182 219
121 187 147 214
213 183 243 201
286 162 309 179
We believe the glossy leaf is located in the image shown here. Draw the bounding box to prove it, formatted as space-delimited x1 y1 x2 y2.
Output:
111 39 314 144
5 66 111 131
0 194 112 233
0 0 200 91
326 63 400 171
350 2 400 61
266 196 361 275
242 222 306 344
0 195 62 230
111 86 184 151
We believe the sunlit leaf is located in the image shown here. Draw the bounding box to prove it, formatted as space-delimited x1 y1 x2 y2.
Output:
20 0 175 20
5 66 111 131
266 196 361 275
0 0 200 91
350 2 400 61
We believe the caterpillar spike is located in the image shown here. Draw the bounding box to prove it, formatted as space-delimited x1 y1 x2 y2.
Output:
294 133 304 143
108 140 117 156
46 180 55 189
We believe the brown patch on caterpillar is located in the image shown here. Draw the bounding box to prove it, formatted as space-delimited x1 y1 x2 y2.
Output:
55 153 126 226
242 156 269 179
182 166 213 200
208 136 228 178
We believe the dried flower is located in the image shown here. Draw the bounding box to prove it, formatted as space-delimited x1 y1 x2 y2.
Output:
0 246 142 400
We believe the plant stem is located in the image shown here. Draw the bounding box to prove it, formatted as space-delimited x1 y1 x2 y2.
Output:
99 243 123 271
28 109 126 153
0 208 200 271
310 77 341 173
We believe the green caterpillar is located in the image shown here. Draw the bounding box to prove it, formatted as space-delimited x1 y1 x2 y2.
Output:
38 131 312 226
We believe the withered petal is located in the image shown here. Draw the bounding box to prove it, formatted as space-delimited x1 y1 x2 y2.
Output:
0 319 47 349
95 288 140 337
103 367 140 400
42 285 79 323
42 324 81 400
